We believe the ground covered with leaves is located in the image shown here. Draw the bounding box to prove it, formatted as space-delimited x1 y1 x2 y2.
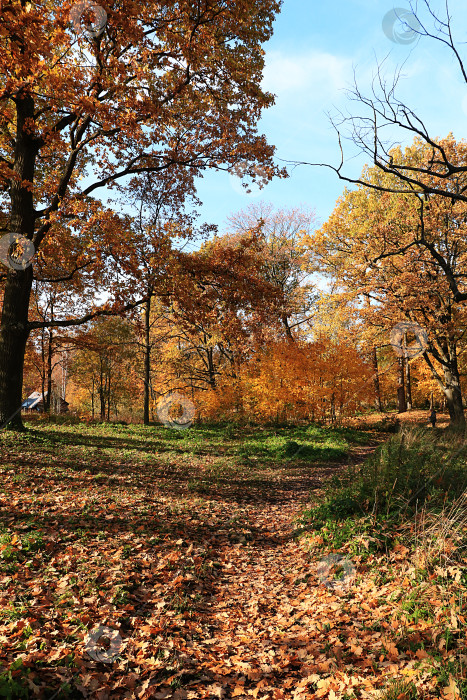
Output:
0 420 465 699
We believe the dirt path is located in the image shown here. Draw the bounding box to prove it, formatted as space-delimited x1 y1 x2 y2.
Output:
181 444 383 700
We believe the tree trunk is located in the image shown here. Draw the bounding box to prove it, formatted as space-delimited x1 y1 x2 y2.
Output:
143 295 151 425
443 365 465 429
405 358 412 411
99 361 106 420
424 340 465 429
397 357 406 413
207 347 216 389
107 370 111 421
40 332 46 417
44 328 53 413
330 392 336 424
371 347 383 412
403 333 412 410
282 315 294 341
0 95 39 430
0 271 33 428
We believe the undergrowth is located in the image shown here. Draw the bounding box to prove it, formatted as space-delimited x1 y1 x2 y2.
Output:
301 425 467 524
299 425 467 700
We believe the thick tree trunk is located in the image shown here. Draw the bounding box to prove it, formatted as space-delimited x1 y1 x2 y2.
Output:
0 270 33 428
40 332 46 417
143 296 151 425
443 365 465 429
424 340 465 429
397 357 406 413
0 95 39 430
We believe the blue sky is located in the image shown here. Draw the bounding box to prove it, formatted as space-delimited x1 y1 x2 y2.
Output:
194 0 467 233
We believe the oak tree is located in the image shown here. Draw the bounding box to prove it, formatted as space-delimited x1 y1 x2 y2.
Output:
314 139 467 426
0 0 283 428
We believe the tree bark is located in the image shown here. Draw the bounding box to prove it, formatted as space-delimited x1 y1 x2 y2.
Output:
443 365 465 429
99 361 106 420
107 369 111 421
143 295 152 425
405 358 412 411
0 95 39 429
371 347 383 412
44 328 53 413
424 340 465 429
397 357 406 413
207 347 216 389
282 314 294 341
40 329 46 416
0 270 33 428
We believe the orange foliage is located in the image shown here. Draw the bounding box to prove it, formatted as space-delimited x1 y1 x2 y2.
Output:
194 338 374 424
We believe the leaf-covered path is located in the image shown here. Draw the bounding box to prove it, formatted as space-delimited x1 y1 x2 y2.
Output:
1 424 463 699
187 445 386 700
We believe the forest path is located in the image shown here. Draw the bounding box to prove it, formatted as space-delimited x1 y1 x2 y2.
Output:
188 443 383 700
0 424 393 700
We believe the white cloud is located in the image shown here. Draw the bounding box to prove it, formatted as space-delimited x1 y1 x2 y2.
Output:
262 50 353 98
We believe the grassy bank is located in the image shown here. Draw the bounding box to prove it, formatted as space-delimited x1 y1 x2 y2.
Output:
298 426 467 699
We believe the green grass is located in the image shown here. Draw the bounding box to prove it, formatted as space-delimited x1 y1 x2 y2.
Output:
297 424 467 700
300 425 467 527
297 425 467 569
0 660 31 699
0 419 371 583
0 420 368 494
378 680 419 700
